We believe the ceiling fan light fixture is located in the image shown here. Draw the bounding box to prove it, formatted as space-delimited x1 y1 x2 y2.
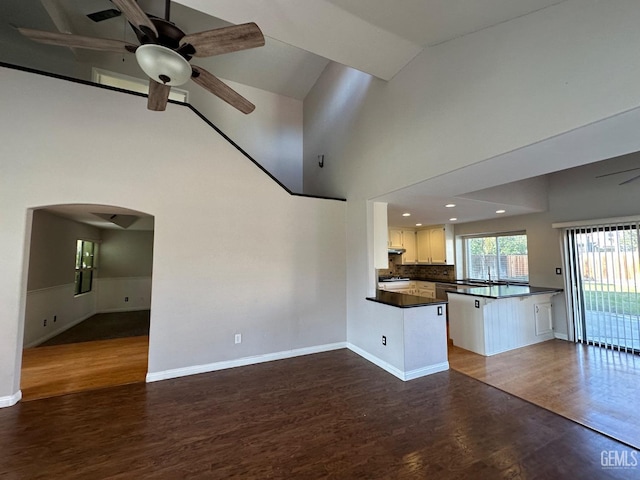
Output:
135 44 192 86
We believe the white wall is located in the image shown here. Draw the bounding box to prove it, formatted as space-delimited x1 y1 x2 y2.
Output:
97 229 154 313
303 0 640 356
99 229 154 278
0 67 346 403
96 55 304 192
187 77 304 193
304 0 640 200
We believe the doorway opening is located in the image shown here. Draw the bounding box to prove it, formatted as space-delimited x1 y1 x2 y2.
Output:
20 204 154 401
564 220 640 353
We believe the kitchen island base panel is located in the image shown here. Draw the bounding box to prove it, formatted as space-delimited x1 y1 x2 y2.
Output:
448 292 557 356
358 298 449 380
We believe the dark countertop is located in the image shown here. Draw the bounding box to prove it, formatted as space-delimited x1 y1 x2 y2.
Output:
366 290 448 308
447 285 563 299
380 277 477 285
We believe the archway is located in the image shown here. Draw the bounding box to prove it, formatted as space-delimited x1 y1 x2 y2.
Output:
20 204 154 400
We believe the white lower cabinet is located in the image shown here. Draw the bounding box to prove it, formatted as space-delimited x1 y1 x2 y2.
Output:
379 281 436 298
414 281 435 299
378 282 416 295
534 302 553 335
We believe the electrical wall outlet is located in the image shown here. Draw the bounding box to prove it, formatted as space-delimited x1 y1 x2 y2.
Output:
382 335 387 346
235 333 242 344
125 296 129 302
43 319 47 327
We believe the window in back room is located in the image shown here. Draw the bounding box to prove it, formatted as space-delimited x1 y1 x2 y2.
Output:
75 239 96 295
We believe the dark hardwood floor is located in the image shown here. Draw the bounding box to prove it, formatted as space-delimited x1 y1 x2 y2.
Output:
2 349 636 479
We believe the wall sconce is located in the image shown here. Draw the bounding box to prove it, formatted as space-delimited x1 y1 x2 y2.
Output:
318 154 325 168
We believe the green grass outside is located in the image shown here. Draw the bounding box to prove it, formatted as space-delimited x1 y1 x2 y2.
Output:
582 289 640 316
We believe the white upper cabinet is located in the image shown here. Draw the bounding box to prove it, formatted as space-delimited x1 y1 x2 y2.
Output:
429 227 447 263
388 229 404 249
388 229 417 264
402 230 417 264
416 225 454 264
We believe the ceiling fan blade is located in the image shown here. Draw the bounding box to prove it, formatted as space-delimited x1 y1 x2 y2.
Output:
111 0 158 37
180 22 265 57
17 27 136 54
191 66 255 114
595 166 640 178
147 79 170 111
619 173 640 185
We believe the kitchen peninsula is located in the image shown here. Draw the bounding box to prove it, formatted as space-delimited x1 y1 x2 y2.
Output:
447 284 562 356
363 290 449 381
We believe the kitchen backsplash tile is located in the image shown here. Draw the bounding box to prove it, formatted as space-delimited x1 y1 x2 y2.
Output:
377 259 455 281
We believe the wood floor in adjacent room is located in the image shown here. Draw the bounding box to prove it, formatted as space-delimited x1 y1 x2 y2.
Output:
20 336 149 401
2 349 634 479
448 339 640 449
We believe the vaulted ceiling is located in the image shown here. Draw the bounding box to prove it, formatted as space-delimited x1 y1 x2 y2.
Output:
9 0 629 229
1 0 568 99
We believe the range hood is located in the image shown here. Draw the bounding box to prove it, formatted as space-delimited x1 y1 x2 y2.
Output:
388 248 406 255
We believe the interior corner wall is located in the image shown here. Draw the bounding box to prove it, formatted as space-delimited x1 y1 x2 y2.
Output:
96 229 154 313
187 78 304 194
302 0 640 354
23 210 102 348
0 67 346 402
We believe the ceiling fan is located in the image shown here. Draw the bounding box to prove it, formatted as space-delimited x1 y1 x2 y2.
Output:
17 0 265 113
596 166 640 185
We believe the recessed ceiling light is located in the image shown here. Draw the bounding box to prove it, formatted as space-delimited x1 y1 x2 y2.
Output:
496 209 506 214
445 204 456 208
449 218 458 221
402 213 411 217
415 223 422 227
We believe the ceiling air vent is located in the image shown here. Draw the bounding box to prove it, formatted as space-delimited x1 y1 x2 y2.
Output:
87 9 122 23
92 213 139 229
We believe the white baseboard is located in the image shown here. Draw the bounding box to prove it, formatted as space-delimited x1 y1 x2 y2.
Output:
0 390 22 408
404 362 450 380
146 342 347 383
346 343 405 380
347 343 449 381
554 332 569 341
97 307 150 314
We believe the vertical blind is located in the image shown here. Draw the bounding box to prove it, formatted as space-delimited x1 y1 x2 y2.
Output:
564 220 640 353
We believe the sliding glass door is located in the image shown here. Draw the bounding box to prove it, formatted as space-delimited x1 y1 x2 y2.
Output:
564 221 640 353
